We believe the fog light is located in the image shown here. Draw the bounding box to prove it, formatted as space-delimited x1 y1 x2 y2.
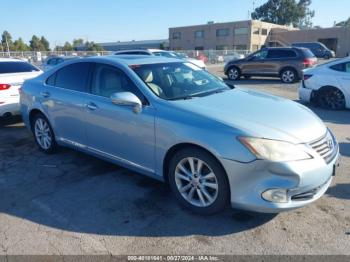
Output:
262 189 288 203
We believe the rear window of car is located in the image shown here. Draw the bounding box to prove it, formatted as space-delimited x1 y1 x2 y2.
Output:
301 49 316 58
0 61 40 74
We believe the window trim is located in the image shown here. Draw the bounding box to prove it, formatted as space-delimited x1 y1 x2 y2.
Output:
44 62 93 94
89 62 149 106
216 28 230 37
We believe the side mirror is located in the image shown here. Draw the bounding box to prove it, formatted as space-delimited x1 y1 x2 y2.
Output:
110 92 142 114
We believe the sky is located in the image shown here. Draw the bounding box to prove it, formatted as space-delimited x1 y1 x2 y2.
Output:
0 0 349 47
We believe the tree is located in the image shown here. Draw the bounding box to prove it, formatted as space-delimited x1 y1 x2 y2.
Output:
336 18 350 28
1 31 13 52
63 42 73 51
40 36 50 51
13 38 29 51
72 38 84 51
251 0 314 27
30 35 45 51
85 41 104 51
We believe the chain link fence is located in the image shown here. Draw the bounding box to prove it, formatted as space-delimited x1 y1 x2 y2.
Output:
0 49 252 68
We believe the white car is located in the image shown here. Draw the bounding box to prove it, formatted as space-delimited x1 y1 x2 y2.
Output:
0 58 42 117
114 49 207 70
299 57 350 110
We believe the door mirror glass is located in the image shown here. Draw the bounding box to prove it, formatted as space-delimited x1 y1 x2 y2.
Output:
110 92 143 113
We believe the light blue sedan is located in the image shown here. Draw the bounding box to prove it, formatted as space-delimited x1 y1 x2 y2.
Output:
20 56 340 214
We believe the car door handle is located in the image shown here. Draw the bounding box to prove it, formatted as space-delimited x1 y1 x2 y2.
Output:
86 102 98 111
40 91 50 98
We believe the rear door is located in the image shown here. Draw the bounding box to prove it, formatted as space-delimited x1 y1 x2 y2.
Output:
266 49 299 75
333 62 350 99
41 62 92 148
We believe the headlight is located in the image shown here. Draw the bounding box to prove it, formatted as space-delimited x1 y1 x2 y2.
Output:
238 137 312 162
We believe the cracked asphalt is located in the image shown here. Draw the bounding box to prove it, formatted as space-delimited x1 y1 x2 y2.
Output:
0 67 349 255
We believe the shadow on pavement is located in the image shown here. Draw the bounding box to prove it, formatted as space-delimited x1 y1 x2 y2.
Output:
224 77 292 86
339 142 350 157
0 124 276 237
327 183 350 200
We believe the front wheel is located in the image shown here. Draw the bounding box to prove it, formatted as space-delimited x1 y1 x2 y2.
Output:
281 68 297 83
32 113 58 154
168 148 230 215
227 67 241 80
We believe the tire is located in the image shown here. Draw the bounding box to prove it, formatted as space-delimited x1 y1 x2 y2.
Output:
324 54 330 60
227 66 241 80
168 147 230 215
280 68 297 83
31 113 58 154
314 87 346 110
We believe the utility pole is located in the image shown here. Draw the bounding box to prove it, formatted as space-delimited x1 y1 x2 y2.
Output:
5 35 10 57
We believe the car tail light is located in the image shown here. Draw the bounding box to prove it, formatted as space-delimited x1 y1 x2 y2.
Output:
303 58 316 67
303 74 313 81
0 84 11 90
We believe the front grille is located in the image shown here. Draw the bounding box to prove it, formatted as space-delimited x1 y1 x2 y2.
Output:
309 131 337 164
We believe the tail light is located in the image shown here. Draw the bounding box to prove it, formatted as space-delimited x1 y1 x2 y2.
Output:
0 84 11 90
303 74 313 81
303 58 317 68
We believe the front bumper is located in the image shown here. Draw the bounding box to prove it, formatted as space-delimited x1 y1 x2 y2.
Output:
220 147 340 213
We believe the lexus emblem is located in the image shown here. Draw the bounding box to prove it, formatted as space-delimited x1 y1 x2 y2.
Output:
327 139 334 150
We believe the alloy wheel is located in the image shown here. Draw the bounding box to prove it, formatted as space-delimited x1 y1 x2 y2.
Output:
34 118 52 150
318 88 346 110
228 68 239 80
174 157 219 207
281 70 295 83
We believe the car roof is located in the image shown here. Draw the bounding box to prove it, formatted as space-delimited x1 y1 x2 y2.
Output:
0 58 27 62
114 50 152 54
75 55 183 66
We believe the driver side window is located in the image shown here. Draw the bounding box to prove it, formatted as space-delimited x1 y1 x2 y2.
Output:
252 50 268 60
91 63 146 103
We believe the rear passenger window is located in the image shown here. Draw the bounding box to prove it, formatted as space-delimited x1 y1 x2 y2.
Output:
330 63 350 73
55 62 91 92
267 50 297 59
46 73 56 86
0 62 40 74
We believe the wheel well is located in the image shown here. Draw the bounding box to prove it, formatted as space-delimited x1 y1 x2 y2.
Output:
279 66 297 77
29 109 44 129
162 143 228 184
313 85 345 98
225 65 240 75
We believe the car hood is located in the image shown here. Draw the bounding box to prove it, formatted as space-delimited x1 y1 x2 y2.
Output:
171 88 326 144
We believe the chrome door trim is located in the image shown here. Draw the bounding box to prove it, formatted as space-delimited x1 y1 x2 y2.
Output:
58 137 154 174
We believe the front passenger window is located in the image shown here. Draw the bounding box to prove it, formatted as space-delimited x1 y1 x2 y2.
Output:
91 64 146 103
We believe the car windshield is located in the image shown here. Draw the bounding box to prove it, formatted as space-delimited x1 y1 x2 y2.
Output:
132 62 230 100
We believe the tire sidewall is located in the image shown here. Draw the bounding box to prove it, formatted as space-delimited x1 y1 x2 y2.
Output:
281 68 297 83
168 148 230 215
227 66 240 80
32 113 57 154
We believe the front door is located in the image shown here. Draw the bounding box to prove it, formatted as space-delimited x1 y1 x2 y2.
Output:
85 63 156 174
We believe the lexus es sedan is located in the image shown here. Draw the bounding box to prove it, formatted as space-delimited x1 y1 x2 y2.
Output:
299 57 350 110
20 56 340 214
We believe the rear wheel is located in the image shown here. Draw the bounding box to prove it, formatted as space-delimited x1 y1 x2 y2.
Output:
32 113 58 154
227 67 241 80
315 87 346 110
168 147 230 215
281 68 297 83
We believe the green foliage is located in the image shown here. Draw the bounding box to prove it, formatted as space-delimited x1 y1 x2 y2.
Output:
1 31 14 52
336 18 350 28
40 36 50 51
251 0 314 27
13 38 29 51
85 41 104 51
72 38 84 51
